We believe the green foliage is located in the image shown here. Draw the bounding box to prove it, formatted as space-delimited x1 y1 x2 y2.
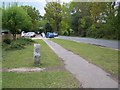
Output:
21 6 41 32
60 3 71 35
44 2 62 32
87 24 104 38
70 11 81 35
118 11 120 39
68 2 119 39
45 23 53 33
114 3 120 39
39 18 48 33
2 5 41 40
69 2 92 36
21 6 41 21
3 38 34 50
2 6 32 40
3 39 11 44
2 2 119 40
10 41 24 50
90 2 107 23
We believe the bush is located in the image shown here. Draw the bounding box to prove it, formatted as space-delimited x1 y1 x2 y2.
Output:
3 38 34 50
10 41 24 50
17 38 34 44
3 39 11 44
16 38 28 45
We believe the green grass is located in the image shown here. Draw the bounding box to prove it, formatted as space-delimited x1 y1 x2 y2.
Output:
3 71 79 88
3 40 62 68
51 39 118 76
0 43 2 89
2 39 79 88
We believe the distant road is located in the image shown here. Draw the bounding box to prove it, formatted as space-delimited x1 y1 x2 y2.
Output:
58 36 119 50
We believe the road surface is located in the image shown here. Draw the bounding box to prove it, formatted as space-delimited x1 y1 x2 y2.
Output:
59 36 119 50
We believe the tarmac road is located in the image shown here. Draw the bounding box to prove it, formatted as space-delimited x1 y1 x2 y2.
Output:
59 36 119 50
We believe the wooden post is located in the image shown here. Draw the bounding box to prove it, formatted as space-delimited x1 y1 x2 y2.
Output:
34 44 40 64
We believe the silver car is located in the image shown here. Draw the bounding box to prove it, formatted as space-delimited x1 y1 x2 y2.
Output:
25 32 36 37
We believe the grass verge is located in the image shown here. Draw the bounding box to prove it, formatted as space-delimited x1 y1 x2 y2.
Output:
2 40 62 68
2 39 80 88
51 39 118 77
3 71 79 88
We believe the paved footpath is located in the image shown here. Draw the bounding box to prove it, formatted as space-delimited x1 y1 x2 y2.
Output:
43 39 118 88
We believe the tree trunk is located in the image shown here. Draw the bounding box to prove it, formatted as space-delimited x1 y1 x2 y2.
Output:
13 34 16 40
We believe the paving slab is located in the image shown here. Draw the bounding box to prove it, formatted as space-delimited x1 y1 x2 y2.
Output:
43 39 118 88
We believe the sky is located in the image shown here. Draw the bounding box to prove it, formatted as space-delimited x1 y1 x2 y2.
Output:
2 0 73 16
18 2 47 16
2 0 120 16
20 0 72 16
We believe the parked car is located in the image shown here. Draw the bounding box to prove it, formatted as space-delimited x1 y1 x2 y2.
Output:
53 32 58 37
26 32 36 37
2 29 11 40
21 31 36 37
21 31 25 37
46 32 54 38
2 30 10 35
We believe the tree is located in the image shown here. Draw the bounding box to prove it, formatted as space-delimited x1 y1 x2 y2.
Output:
100 2 119 39
0 8 2 30
90 2 107 23
43 1 119 39
80 16 92 37
21 6 41 32
60 3 71 35
45 23 53 33
77 3 91 36
39 17 48 33
2 6 32 40
70 11 81 35
44 2 62 33
114 2 120 39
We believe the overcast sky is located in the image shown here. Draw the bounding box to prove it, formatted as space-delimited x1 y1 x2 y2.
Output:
18 2 47 16
3 0 73 16
3 0 120 16
22 0 72 16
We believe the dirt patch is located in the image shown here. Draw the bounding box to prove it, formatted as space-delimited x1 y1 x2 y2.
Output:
1 66 66 73
1 67 45 72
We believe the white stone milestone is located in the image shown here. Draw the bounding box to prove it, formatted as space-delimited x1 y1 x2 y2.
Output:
34 44 40 64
